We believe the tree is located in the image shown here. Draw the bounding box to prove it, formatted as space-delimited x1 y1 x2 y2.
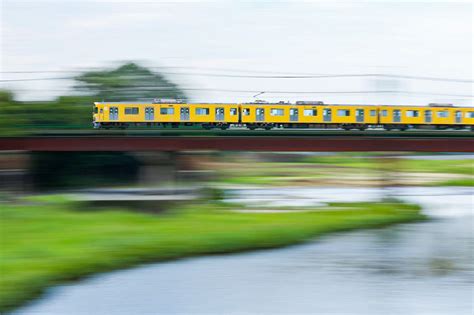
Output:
0 62 188 135
0 90 28 135
74 62 187 102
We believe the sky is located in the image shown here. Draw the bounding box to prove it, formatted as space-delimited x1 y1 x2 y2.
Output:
1 0 473 105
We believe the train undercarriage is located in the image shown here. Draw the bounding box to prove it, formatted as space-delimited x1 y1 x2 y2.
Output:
95 122 474 131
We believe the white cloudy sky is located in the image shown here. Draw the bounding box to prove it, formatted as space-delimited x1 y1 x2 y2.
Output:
1 0 473 104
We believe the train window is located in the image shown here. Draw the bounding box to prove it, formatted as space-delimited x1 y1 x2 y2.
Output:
125 107 139 115
406 110 419 117
94 107 98 114
381 110 388 117
466 112 474 118
230 108 237 115
337 109 350 117
160 108 174 115
196 108 210 115
436 111 449 118
243 108 250 116
304 109 317 116
370 110 377 117
271 108 284 116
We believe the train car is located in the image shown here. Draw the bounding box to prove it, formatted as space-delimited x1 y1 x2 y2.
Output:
93 100 239 129
240 101 324 129
157 102 240 129
240 101 378 130
378 104 474 130
318 104 378 130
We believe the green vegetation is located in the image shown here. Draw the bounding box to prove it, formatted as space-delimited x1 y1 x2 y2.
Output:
0 92 97 135
216 154 473 187
0 197 425 312
303 155 377 169
75 63 186 102
219 174 325 185
305 155 474 175
0 62 186 135
399 159 473 175
433 178 474 187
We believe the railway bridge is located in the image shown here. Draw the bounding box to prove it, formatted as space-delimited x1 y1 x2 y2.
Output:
1 133 473 193
1 133 473 152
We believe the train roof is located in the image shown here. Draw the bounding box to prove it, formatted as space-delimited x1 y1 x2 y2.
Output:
95 101 472 108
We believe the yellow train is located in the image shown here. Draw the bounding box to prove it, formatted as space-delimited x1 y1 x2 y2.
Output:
93 100 474 131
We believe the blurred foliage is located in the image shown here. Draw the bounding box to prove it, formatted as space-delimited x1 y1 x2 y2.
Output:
0 62 187 135
214 154 474 187
75 62 187 102
0 90 27 135
432 178 474 186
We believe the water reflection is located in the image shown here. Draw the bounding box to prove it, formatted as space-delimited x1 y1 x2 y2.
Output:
226 186 474 217
13 187 474 315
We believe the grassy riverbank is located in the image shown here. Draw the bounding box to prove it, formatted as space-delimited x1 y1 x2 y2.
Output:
1 197 425 312
215 155 474 187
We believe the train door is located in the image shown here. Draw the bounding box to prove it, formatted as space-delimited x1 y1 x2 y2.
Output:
109 107 118 120
356 109 365 123
216 107 224 121
323 108 332 122
455 111 462 123
256 108 265 122
393 110 401 123
424 110 432 123
145 107 154 121
290 108 299 122
180 107 190 121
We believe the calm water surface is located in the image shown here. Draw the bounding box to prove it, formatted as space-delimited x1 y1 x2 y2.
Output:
14 187 474 315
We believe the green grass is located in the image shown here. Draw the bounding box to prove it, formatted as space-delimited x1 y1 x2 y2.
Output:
432 178 474 186
220 175 279 185
219 173 325 185
217 157 473 187
0 197 425 312
303 156 377 169
304 156 473 175
399 159 473 175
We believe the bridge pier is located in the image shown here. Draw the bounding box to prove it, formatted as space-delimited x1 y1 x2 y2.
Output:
133 151 179 187
133 151 218 187
0 151 32 195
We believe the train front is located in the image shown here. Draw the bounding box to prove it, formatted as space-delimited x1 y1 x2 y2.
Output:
92 102 102 128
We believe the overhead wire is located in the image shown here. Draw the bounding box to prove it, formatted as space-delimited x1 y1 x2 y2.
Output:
6 86 473 98
1 68 471 98
0 68 472 83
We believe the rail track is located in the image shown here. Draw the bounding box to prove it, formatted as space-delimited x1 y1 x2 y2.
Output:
29 129 474 138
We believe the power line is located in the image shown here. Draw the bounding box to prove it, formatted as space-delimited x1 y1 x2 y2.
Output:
1 71 472 83
0 76 74 82
159 72 474 83
182 88 474 97
0 67 304 75
7 86 473 98
0 70 79 74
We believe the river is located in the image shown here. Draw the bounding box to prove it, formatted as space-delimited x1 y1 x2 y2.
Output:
14 187 473 315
